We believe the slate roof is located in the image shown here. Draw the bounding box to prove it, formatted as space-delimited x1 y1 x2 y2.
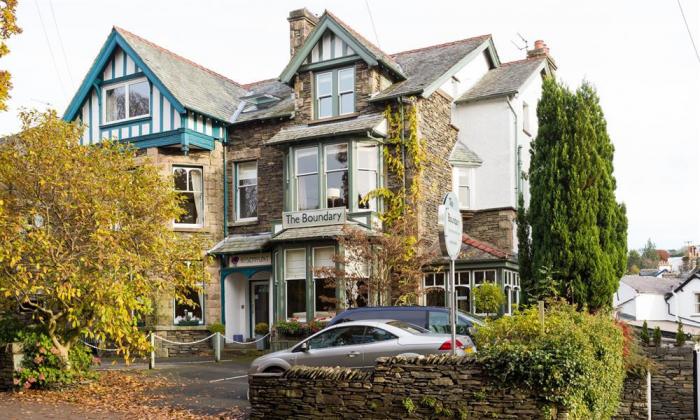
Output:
208 233 271 254
620 275 684 295
456 57 546 103
235 79 295 124
449 142 482 165
271 223 371 242
370 35 492 102
115 27 248 122
266 113 386 145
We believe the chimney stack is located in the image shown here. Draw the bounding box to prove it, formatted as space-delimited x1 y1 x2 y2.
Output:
527 39 557 71
288 8 318 58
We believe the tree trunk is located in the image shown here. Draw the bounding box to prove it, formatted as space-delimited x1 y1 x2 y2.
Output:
50 335 72 370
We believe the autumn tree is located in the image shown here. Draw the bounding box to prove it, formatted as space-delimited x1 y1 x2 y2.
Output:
0 111 209 366
640 239 660 269
0 0 21 110
526 78 627 311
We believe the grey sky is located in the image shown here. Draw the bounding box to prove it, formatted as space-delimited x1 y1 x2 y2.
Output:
1 0 698 250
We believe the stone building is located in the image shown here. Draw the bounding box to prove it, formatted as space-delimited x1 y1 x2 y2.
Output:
63 8 556 341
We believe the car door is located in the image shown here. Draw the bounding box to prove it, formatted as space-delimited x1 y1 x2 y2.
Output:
293 325 367 368
359 326 402 367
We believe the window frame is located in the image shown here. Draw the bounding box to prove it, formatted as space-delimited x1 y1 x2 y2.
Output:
102 77 150 125
522 101 531 135
172 166 204 228
313 66 356 120
324 143 349 209
452 166 474 210
312 246 337 315
423 272 446 307
284 248 307 322
294 146 321 211
695 293 700 315
235 160 258 222
356 143 379 211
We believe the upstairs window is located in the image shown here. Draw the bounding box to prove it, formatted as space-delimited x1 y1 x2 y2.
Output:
295 147 320 211
235 161 258 221
173 166 203 226
314 66 355 119
453 167 473 210
523 102 531 135
104 79 149 123
325 144 348 208
357 144 378 210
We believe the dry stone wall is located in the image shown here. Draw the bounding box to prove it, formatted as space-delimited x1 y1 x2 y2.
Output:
645 344 696 419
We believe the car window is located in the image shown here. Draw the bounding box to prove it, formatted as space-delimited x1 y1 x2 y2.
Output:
428 311 474 335
364 327 397 343
307 326 366 349
385 320 429 334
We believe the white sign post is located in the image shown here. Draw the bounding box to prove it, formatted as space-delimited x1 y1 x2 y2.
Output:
438 192 463 355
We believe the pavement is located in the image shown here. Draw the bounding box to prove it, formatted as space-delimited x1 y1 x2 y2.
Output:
101 354 257 416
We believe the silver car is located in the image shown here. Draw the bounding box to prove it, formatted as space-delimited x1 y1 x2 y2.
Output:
249 319 476 373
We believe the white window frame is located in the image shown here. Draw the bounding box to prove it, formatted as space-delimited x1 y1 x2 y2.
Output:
284 248 307 322
324 144 349 209
337 67 355 115
102 77 150 124
172 166 204 228
173 282 205 326
315 71 333 119
452 166 474 210
356 143 379 211
295 146 320 211
235 160 258 222
423 272 446 307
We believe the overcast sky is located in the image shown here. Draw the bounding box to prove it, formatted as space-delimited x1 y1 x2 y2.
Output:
1 0 698 250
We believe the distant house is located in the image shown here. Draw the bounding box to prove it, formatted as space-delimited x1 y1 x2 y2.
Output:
638 268 669 278
614 271 700 335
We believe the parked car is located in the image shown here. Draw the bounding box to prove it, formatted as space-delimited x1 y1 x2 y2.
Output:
249 319 475 373
326 306 483 336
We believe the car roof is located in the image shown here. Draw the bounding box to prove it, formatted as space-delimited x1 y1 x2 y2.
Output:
342 306 447 312
326 319 399 328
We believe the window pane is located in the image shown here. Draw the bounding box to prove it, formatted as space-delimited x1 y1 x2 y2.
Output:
365 327 396 343
426 289 445 307
458 169 469 185
357 145 378 170
176 192 197 224
286 279 306 320
285 249 306 279
326 144 348 171
318 96 332 118
474 271 484 284
174 286 203 325
428 311 449 333
485 271 496 282
315 278 336 313
339 92 354 115
173 168 188 191
349 279 369 308
239 185 257 219
316 72 332 96
313 247 335 271
326 171 348 208
296 147 318 175
188 168 202 192
457 287 471 313
128 81 150 117
106 86 126 122
459 186 470 207
338 68 354 92
434 273 445 286
357 170 377 210
308 326 365 349
298 174 319 210
238 161 257 186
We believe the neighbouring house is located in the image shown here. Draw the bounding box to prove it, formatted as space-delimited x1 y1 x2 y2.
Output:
614 271 700 335
63 8 556 342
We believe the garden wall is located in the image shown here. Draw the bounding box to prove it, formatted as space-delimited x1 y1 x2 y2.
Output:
0 343 22 391
152 328 213 357
645 344 696 419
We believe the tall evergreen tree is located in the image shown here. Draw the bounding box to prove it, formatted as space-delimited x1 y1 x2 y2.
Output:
516 193 533 303
527 78 627 311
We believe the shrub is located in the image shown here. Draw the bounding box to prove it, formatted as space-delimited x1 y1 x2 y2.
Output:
640 320 649 345
676 323 687 347
0 315 23 343
653 326 662 346
274 319 328 337
474 302 625 419
473 283 505 316
254 322 269 335
207 322 225 335
14 331 97 389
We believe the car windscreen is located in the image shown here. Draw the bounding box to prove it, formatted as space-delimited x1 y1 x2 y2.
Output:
385 320 429 334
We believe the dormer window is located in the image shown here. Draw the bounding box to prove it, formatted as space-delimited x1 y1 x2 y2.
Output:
314 66 355 119
103 78 150 123
452 166 474 210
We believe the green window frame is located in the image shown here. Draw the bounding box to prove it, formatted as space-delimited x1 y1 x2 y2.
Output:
314 66 355 119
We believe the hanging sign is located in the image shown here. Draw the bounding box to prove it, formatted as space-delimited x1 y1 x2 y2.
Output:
438 192 463 260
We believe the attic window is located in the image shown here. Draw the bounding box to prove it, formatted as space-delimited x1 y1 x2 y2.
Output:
241 94 280 113
103 78 150 123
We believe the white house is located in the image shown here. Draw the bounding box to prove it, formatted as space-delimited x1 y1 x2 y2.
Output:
614 271 700 334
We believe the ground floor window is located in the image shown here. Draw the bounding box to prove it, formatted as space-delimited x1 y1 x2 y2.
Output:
349 279 369 308
424 272 446 307
504 270 520 314
174 285 204 325
285 248 307 321
313 247 337 316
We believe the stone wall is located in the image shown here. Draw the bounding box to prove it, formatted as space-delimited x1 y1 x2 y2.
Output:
152 327 213 358
645 344 696 419
463 207 517 253
249 355 561 419
613 373 650 419
0 343 22 391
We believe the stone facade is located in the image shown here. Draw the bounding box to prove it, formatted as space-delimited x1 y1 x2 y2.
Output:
462 207 517 253
645 344 696 419
249 356 557 419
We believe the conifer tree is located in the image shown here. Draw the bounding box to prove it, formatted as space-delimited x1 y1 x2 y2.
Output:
516 193 533 303
527 78 627 311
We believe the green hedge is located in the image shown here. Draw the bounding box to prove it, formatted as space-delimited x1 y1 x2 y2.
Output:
474 302 625 419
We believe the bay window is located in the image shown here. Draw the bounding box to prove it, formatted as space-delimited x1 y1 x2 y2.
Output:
235 161 257 220
314 66 355 119
295 147 320 211
357 144 378 210
285 249 307 321
325 144 348 208
173 166 203 226
313 247 337 315
104 78 149 123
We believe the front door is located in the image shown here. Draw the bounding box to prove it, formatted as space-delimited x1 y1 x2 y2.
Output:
250 281 270 337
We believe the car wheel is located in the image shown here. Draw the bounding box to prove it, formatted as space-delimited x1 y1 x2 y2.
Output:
263 366 285 373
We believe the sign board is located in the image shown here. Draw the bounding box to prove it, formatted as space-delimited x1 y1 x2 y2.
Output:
228 253 272 268
282 208 346 230
438 192 463 260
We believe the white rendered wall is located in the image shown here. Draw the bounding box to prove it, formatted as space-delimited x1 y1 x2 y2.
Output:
635 294 671 321
224 272 249 340
614 282 638 318
668 278 700 325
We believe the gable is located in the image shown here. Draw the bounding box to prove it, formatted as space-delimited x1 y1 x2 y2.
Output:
303 29 356 65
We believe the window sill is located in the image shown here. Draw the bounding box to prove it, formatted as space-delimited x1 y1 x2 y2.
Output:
309 112 359 125
230 219 258 227
100 115 151 129
173 225 204 232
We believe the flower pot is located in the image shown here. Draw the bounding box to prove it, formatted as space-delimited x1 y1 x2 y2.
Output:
255 334 267 350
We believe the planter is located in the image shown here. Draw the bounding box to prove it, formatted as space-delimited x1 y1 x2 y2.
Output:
255 334 267 350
